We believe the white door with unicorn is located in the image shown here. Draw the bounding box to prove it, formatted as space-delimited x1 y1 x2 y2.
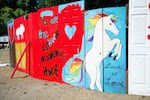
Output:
85 7 126 92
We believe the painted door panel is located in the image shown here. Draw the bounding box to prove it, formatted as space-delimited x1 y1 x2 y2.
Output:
60 1 85 88
84 7 126 92
103 7 126 93
84 8 103 91
13 16 29 73
29 6 62 82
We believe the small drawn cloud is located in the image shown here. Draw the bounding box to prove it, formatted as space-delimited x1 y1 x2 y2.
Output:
40 10 53 17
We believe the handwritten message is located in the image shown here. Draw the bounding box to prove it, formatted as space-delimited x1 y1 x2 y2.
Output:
43 64 58 76
41 16 58 25
41 50 63 63
42 31 59 51
38 30 48 39
104 61 126 90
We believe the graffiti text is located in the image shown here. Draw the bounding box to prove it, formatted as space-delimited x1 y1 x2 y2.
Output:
38 30 48 39
43 64 58 76
41 50 63 63
42 31 59 51
41 16 58 25
105 77 125 88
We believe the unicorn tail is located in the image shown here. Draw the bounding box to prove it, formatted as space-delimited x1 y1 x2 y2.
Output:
79 61 85 83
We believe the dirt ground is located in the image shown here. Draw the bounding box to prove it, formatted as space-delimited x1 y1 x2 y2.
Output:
0 48 150 100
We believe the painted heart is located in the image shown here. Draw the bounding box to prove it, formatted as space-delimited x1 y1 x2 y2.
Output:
65 25 76 40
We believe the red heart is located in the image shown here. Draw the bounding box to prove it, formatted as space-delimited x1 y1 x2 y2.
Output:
147 34 150 40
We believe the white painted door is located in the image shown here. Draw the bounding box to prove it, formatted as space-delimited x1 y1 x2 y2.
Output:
129 0 150 96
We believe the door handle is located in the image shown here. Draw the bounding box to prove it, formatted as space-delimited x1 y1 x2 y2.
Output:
148 34 150 40
148 3 150 9
147 26 150 40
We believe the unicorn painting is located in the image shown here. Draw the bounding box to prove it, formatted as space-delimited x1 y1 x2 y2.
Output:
62 13 122 91
62 6 126 92
85 13 122 91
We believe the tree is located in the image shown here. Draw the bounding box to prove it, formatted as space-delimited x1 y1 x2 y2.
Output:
0 7 14 36
16 0 30 9
13 8 27 17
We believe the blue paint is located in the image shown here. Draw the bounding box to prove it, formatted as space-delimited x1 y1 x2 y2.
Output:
65 25 76 40
7 20 14 27
40 10 53 17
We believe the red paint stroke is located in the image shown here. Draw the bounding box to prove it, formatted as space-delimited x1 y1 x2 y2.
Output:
149 3 150 9
147 34 150 40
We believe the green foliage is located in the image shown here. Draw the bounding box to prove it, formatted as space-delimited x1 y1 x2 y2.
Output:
16 0 30 8
0 0 29 36
13 8 27 17
0 7 14 36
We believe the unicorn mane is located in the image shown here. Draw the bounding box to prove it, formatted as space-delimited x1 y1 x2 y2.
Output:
87 13 107 41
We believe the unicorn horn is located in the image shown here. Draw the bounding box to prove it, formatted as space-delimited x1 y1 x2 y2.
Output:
112 11 123 21
112 15 118 22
